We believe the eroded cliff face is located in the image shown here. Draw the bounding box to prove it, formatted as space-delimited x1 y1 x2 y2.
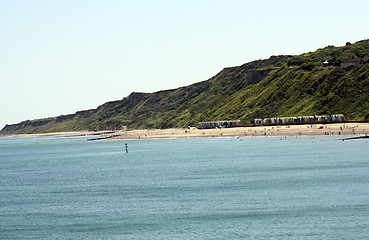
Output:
245 69 272 86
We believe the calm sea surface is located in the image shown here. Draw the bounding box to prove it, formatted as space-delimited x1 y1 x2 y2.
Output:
1 135 369 239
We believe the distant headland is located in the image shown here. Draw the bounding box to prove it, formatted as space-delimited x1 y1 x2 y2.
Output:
1 39 369 135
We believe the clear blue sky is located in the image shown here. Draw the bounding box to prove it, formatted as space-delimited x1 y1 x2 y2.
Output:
1 0 368 130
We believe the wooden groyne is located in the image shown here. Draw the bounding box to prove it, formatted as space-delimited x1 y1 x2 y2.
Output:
341 135 369 141
87 134 118 141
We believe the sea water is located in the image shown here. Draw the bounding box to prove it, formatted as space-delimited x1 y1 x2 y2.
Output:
1 135 369 239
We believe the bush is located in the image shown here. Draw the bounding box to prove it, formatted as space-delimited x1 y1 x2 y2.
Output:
300 62 316 71
287 56 304 66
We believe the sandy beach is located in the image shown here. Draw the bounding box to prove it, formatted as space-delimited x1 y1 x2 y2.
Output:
105 123 369 140
4 122 369 140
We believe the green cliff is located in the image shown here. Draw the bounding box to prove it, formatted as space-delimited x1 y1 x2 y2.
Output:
2 39 369 134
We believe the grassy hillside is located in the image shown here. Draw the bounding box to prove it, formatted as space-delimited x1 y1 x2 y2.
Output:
2 40 369 134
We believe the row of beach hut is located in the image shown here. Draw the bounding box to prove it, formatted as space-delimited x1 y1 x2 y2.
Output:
254 114 344 126
198 120 241 129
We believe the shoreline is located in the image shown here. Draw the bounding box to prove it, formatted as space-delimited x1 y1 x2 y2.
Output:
2 123 369 140
1 131 114 138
